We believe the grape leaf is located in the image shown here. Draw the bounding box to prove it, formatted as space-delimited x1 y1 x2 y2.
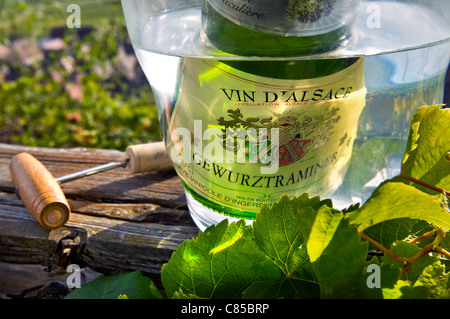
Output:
160 219 267 299
162 194 322 299
363 218 417 250
348 105 450 232
382 280 430 299
64 270 163 299
401 104 450 195
382 241 434 285
348 181 450 231
172 290 204 299
377 262 402 290
242 276 317 299
247 194 321 298
252 194 322 273
297 201 372 298
413 260 448 298
381 242 448 299
297 204 342 263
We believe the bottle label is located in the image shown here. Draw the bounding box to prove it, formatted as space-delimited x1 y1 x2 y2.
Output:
206 0 359 36
168 57 366 217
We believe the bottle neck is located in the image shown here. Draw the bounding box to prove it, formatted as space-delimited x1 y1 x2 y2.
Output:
221 58 361 80
202 0 357 57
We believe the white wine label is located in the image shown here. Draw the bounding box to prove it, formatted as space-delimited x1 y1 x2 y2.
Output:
206 0 359 36
168 57 366 218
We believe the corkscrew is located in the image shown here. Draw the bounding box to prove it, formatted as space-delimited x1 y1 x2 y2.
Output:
9 142 172 230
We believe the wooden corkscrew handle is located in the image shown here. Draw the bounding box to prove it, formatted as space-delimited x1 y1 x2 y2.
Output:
9 152 70 230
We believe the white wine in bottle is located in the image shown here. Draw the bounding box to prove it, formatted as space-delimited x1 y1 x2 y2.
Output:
167 0 366 229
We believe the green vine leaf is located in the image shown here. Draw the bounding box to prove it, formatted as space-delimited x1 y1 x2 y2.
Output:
297 203 342 263
253 194 319 273
299 205 372 298
382 241 434 285
248 194 321 299
401 104 450 195
160 219 267 299
362 218 417 250
343 137 405 192
348 181 450 231
382 280 430 299
413 260 448 298
348 106 450 233
64 270 163 299
242 275 317 299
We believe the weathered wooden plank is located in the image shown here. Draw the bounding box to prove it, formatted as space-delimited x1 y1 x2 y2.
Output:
0 192 62 265
69 200 193 225
0 143 200 298
0 143 187 207
66 208 198 276
0 189 199 259
0 191 198 287
60 169 187 208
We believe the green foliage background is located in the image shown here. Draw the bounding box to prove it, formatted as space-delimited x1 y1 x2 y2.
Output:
0 0 161 151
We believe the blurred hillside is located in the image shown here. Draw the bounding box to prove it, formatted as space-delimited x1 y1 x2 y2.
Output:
0 0 161 151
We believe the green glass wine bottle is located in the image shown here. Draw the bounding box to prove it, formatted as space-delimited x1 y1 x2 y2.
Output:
202 0 358 57
167 0 366 229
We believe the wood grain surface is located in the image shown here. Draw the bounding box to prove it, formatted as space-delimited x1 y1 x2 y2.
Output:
0 143 198 298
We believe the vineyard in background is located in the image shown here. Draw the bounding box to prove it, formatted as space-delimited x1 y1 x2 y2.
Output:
0 0 161 151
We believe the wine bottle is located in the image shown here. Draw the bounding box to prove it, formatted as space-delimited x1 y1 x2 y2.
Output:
167 0 366 228
202 0 359 57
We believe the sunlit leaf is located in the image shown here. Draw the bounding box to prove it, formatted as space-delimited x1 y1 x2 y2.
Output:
300 206 371 298
348 181 450 231
401 105 450 195
64 270 163 299
161 220 267 299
